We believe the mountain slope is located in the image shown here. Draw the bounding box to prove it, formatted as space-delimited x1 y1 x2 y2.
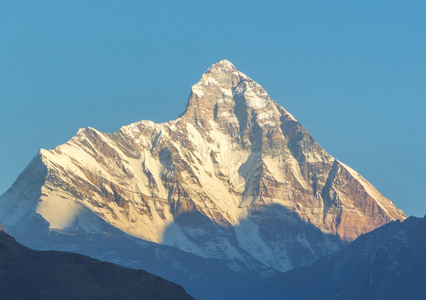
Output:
242 215 426 300
0 60 406 298
0 225 194 300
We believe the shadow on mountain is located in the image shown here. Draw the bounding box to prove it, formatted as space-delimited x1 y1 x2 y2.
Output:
4 203 347 300
160 203 347 299
5 210 258 300
240 215 426 300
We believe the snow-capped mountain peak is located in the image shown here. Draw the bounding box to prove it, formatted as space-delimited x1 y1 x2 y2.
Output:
0 61 405 297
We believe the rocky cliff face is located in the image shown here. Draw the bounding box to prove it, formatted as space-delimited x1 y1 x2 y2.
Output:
0 60 405 296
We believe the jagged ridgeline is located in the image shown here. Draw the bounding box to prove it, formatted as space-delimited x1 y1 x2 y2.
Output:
0 60 405 299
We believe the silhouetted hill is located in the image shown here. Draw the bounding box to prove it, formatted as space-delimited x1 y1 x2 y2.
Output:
0 226 194 300
241 216 426 300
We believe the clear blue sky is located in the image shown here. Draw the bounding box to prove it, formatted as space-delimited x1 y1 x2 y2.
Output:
1 1 425 217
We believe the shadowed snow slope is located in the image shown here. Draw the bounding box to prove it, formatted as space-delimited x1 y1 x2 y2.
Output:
0 60 406 299
242 215 426 300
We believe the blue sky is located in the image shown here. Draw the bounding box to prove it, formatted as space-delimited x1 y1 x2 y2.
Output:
1 1 425 217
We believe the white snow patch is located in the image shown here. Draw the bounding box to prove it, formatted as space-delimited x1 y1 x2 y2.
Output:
141 150 167 199
192 84 204 97
235 218 292 271
202 75 219 86
245 92 269 108
221 88 233 98
37 188 83 229
161 222 207 257
257 111 277 127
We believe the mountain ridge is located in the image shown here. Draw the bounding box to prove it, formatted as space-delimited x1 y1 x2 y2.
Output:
241 215 426 300
0 60 406 298
0 223 194 300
